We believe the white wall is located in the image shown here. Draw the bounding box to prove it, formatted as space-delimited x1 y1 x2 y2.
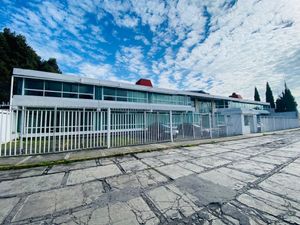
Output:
0 110 12 144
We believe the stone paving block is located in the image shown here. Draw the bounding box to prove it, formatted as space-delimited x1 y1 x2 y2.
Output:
177 161 205 173
119 160 149 173
236 146 270 155
0 173 64 197
259 172 300 202
280 162 300 177
0 197 19 223
266 149 300 158
67 164 122 185
53 196 159 225
220 202 280 225
134 151 165 159
141 157 165 167
190 156 231 168
154 153 190 164
13 181 104 222
198 167 257 190
0 167 46 181
183 148 217 157
249 154 290 165
107 169 168 191
48 160 97 173
228 159 276 176
216 152 248 161
294 158 300 164
147 185 201 219
237 189 300 224
98 158 115 165
156 164 194 179
114 155 137 163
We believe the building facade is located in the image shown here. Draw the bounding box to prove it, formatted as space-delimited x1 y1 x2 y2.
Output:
2 68 290 157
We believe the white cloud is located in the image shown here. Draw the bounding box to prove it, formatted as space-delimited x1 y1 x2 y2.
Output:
78 63 117 80
116 46 150 78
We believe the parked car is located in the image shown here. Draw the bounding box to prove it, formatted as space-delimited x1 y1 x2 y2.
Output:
147 123 179 140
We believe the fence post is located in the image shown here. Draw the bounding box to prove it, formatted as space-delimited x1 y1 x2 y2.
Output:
181 113 184 139
20 107 24 153
192 112 195 139
144 111 147 143
53 107 57 152
170 110 173 142
273 117 276 131
107 108 111 148
209 113 213 139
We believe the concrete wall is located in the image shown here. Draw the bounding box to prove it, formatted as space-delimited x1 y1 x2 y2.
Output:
270 111 298 119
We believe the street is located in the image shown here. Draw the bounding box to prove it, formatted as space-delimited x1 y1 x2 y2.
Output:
1 130 300 224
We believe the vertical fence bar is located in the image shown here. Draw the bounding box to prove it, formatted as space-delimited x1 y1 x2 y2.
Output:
107 108 111 148
170 110 173 142
53 107 57 152
209 113 213 139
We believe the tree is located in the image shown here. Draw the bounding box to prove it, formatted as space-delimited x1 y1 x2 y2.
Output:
0 28 61 103
266 82 275 108
276 83 298 112
254 87 261 101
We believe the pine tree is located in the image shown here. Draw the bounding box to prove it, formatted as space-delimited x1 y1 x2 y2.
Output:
266 82 275 108
283 83 297 111
275 83 298 112
254 87 261 101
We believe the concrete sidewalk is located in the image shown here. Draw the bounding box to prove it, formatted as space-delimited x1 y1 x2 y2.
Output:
0 128 299 170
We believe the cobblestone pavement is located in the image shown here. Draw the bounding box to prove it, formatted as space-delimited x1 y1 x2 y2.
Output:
1 130 300 225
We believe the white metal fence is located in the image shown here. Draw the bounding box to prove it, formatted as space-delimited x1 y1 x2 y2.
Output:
259 116 300 132
0 107 299 157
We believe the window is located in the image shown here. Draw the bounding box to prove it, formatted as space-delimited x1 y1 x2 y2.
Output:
25 79 44 90
79 84 93 94
103 87 116 100
95 87 102 100
13 77 23 95
63 83 78 93
25 90 43 96
45 81 62 91
244 115 251 126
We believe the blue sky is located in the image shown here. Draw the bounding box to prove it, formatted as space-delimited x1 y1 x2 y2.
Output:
1 0 300 104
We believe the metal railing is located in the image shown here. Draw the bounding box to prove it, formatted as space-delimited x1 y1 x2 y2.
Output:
0 107 299 157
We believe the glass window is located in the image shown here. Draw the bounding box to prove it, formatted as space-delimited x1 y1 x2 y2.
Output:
13 77 23 95
45 81 62 91
63 83 78 93
25 90 43 96
25 79 44 90
45 92 61 97
116 89 127 97
63 93 78 98
95 87 102 100
244 115 250 126
79 94 93 99
79 84 93 94
104 87 115 96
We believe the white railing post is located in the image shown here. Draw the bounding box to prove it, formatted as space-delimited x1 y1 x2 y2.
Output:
53 107 57 152
192 112 195 139
209 113 213 139
170 110 173 142
107 108 111 148
144 111 147 143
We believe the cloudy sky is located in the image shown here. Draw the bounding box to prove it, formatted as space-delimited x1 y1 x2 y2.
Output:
1 0 300 104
